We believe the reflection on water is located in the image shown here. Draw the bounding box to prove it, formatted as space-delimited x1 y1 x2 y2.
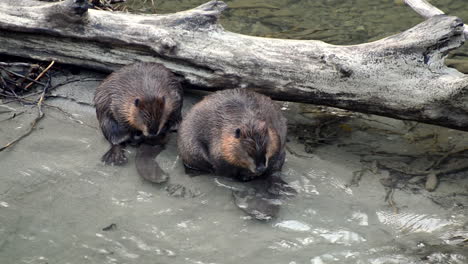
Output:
376 211 460 233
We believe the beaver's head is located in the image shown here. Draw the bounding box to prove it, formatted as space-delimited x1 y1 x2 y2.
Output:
128 96 170 137
221 120 279 176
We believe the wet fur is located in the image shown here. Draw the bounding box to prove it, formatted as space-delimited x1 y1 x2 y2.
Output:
177 89 287 181
94 62 183 165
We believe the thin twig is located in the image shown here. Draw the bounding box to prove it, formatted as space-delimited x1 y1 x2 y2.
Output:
0 111 25 122
348 169 368 187
426 147 468 170
379 156 468 177
45 94 94 107
0 75 8 87
42 103 97 129
23 61 55 90
384 188 399 214
388 188 399 214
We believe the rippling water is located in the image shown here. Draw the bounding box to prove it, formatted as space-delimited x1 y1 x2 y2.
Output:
0 0 467 263
1 80 467 263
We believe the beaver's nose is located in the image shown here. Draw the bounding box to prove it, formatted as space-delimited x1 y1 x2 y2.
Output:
147 133 159 138
255 164 267 174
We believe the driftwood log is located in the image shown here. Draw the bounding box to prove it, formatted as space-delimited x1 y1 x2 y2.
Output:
0 0 467 131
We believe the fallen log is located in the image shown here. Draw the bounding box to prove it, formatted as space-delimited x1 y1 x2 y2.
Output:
0 0 467 131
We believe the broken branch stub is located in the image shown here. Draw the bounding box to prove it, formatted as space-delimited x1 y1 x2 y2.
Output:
405 0 468 38
0 0 467 131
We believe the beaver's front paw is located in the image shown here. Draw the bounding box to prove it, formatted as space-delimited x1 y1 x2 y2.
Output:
268 177 297 196
101 145 127 165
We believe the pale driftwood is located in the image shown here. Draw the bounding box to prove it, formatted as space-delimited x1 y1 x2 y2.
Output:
0 0 467 131
405 0 468 38
405 0 445 18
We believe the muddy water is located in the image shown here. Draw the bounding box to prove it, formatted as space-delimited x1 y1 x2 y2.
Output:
1 0 468 263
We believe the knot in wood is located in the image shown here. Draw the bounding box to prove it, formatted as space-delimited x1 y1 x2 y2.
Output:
160 37 177 53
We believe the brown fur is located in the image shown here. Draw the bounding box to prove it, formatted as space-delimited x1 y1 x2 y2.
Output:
220 132 254 171
267 128 280 162
94 62 183 165
178 89 286 181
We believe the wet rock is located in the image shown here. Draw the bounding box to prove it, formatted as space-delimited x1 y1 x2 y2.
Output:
425 173 438 192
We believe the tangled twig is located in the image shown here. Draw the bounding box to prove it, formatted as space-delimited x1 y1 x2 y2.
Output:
23 61 55 90
0 61 55 152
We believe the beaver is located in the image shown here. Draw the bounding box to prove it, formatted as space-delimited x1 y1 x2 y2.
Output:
94 62 182 166
177 89 287 183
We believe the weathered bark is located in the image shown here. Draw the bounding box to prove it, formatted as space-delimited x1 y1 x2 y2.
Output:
0 0 467 130
405 0 468 38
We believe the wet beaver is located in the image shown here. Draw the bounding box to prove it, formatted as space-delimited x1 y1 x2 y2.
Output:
177 89 287 182
94 62 182 166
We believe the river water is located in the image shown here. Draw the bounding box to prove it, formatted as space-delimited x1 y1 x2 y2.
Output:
0 0 467 263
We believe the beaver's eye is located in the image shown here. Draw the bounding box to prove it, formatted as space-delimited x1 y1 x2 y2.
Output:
234 128 241 138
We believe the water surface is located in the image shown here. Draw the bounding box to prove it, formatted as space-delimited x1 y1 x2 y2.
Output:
0 67 467 264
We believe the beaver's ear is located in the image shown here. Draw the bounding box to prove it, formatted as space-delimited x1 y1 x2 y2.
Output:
134 98 140 107
235 128 241 138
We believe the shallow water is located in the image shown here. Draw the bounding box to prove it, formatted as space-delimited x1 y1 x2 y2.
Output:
0 68 467 263
1 0 468 263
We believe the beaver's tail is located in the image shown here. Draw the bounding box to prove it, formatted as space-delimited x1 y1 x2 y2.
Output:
135 144 168 183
